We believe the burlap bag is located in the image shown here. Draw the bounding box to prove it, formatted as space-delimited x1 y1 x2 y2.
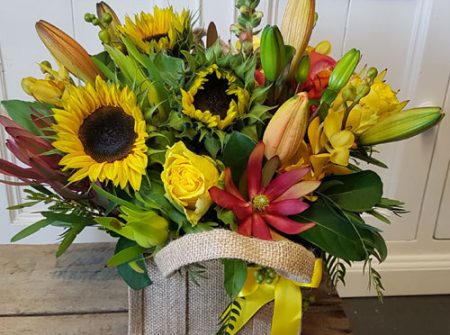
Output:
128 230 315 335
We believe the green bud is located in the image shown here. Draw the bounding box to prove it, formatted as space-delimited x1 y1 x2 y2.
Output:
102 12 112 24
240 6 250 14
40 60 52 69
342 86 355 102
98 30 111 44
256 272 264 284
260 25 286 81
84 13 95 23
267 269 276 279
328 48 361 91
295 55 310 84
356 82 371 99
92 18 100 26
366 67 378 81
359 107 444 146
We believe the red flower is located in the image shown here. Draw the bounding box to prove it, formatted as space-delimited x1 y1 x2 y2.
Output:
209 142 318 240
299 51 337 100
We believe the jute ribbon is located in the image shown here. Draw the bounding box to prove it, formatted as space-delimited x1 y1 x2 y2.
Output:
154 229 316 283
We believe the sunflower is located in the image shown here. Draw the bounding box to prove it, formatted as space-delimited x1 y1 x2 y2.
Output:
181 64 250 130
52 77 148 191
119 6 189 53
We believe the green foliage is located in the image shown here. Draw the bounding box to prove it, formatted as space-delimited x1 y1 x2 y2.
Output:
116 237 152 290
217 298 245 335
325 254 350 288
222 259 248 299
11 219 53 242
364 258 385 301
350 147 388 169
319 171 383 212
1 100 52 136
9 187 99 256
222 132 256 184
107 244 147 267
185 263 208 286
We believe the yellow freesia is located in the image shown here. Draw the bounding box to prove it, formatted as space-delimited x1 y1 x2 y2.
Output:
161 141 220 225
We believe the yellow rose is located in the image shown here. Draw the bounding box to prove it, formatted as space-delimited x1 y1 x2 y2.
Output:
161 141 220 225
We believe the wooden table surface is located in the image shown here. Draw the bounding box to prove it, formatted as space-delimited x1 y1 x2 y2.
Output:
0 244 352 335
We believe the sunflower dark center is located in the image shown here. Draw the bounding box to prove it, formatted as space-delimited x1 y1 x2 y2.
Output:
79 106 137 163
194 74 235 119
144 33 169 43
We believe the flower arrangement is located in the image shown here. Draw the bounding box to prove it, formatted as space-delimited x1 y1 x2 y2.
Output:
0 0 444 334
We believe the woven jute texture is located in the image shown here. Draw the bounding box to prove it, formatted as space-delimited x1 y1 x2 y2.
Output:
128 230 311 335
155 230 315 283
128 260 300 335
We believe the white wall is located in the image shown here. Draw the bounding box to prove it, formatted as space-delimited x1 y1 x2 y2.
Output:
0 0 449 296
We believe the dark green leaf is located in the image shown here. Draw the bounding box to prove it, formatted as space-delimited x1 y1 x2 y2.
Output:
296 199 368 261
350 149 388 169
10 219 52 242
222 132 256 184
320 171 383 212
116 237 152 290
222 259 248 299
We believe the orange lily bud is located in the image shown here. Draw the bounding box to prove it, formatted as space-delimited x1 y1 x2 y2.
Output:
35 20 103 83
263 92 310 166
281 0 316 79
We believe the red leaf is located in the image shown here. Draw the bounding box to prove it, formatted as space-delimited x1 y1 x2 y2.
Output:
263 214 316 235
252 214 272 240
224 167 245 201
264 168 309 200
247 142 265 199
238 215 252 237
266 199 309 216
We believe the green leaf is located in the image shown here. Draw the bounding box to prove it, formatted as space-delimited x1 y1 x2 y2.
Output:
222 259 248 299
10 219 52 242
204 135 221 159
107 244 147 267
116 237 152 290
296 199 368 261
1 100 52 136
7 201 41 210
95 217 136 241
56 222 86 257
320 171 383 212
91 183 142 211
350 149 388 169
222 132 256 184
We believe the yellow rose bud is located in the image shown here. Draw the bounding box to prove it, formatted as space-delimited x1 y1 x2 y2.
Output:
21 77 65 106
161 141 220 225
263 92 309 166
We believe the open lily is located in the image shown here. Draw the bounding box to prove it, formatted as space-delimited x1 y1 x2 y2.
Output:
209 142 319 240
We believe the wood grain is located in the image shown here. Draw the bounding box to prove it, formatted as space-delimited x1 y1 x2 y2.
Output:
0 243 352 334
0 313 128 335
0 243 127 316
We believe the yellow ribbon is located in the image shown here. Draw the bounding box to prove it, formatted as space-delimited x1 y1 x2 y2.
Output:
226 259 323 335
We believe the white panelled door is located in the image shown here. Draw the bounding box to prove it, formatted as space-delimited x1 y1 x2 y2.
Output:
0 0 449 296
